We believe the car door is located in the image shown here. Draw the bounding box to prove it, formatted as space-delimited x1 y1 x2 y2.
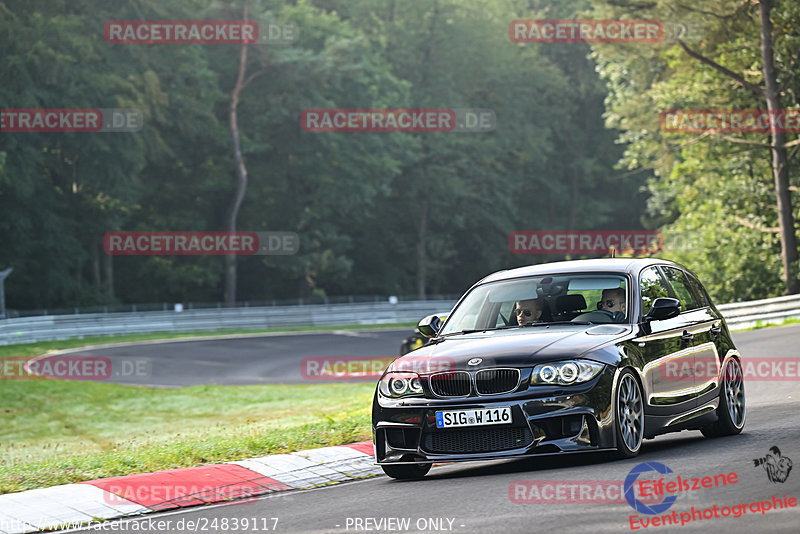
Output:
633 266 696 415
660 266 719 409
674 268 728 409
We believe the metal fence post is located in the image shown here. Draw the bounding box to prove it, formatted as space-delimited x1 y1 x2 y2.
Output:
0 268 12 319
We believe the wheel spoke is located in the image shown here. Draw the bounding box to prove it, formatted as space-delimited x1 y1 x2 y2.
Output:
723 359 745 427
618 375 643 452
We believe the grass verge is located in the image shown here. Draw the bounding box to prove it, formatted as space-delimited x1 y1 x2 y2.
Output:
0 323 406 493
0 380 375 494
0 322 414 358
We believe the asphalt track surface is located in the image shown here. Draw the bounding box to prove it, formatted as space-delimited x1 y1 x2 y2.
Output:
63 325 800 534
46 328 412 387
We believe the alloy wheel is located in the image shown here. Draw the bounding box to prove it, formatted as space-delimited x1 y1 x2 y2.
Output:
618 373 644 452
724 358 745 428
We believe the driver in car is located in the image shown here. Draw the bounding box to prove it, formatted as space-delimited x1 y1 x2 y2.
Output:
598 288 626 322
513 299 544 325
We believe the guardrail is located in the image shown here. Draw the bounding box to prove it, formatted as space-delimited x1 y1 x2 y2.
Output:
716 294 800 330
0 294 798 346
0 294 462 319
0 300 458 346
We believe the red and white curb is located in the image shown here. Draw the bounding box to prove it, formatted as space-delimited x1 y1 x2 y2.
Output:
0 442 378 533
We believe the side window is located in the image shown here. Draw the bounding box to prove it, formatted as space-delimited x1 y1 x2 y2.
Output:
662 267 701 311
640 267 671 316
684 273 710 308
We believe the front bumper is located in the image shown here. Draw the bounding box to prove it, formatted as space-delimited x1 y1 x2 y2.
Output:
372 366 616 464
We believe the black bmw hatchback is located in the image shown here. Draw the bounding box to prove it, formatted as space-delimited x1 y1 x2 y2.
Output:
372 259 746 479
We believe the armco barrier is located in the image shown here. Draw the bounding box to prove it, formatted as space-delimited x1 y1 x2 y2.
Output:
717 294 800 330
0 300 457 346
0 295 798 346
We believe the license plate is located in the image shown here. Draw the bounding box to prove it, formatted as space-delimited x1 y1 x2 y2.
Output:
435 407 512 428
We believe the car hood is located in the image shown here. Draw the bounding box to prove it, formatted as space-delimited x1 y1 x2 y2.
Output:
389 325 633 373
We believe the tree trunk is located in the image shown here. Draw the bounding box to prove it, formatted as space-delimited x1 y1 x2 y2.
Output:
415 197 429 299
224 18 251 306
677 3 799 294
412 1 439 300
103 250 114 299
92 240 101 291
758 0 799 294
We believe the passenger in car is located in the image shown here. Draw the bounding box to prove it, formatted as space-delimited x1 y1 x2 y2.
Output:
513 299 545 325
598 288 626 321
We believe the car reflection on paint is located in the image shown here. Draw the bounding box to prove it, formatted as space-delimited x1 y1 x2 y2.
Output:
372 259 745 479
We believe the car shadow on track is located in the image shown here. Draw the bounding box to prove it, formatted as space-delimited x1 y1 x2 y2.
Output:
413 431 733 482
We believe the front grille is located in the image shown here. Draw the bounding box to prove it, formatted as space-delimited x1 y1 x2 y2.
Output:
423 427 533 453
475 368 520 394
429 371 471 397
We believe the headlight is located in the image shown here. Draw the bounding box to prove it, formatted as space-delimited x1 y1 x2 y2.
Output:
379 372 424 398
531 360 604 386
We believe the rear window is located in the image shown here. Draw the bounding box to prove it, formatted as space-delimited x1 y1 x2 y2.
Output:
684 272 711 308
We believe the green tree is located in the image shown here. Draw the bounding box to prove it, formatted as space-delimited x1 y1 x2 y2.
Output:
590 0 800 301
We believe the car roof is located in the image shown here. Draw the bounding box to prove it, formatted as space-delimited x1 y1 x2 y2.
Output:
478 258 685 285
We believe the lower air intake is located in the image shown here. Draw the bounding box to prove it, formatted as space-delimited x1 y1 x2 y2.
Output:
422 427 533 453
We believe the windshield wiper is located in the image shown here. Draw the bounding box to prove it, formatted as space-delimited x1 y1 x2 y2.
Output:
520 321 593 327
441 325 520 336
442 321 597 336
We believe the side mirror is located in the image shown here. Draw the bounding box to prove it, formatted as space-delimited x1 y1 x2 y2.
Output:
417 314 444 338
644 297 681 322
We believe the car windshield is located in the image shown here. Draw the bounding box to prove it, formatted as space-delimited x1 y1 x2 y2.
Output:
439 274 629 335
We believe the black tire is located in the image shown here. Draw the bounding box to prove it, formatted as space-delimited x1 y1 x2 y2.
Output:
380 462 431 480
613 370 645 459
701 357 745 437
